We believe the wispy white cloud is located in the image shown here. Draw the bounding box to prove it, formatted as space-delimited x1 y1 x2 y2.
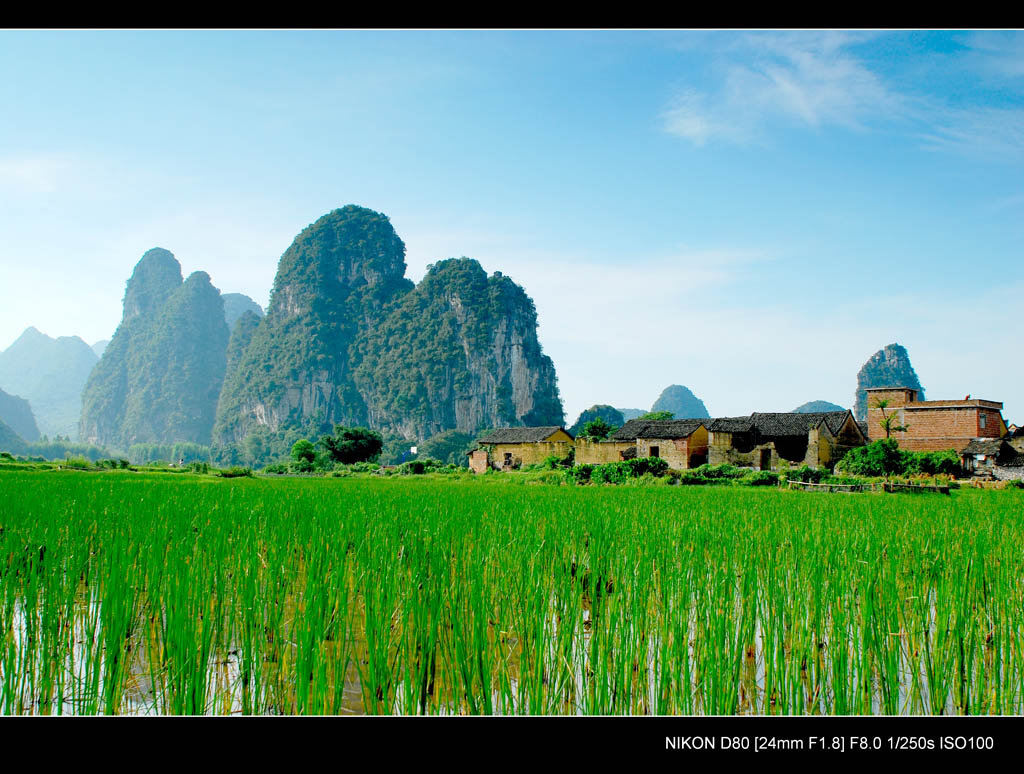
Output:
663 31 1024 160
917 104 1024 159
663 32 904 146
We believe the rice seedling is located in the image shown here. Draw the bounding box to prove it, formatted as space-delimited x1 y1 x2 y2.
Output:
1 469 1023 714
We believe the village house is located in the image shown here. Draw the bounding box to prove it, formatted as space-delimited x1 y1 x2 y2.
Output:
468 426 573 473
863 387 1008 452
958 439 1023 479
595 419 709 470
708 411 866 470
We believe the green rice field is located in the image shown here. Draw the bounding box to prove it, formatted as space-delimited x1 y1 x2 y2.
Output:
1 469 1023 715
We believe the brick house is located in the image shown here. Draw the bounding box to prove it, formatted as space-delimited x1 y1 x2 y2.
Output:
863 387 1008 452
600 419 709 470
469 426 573 473
708 411 866 470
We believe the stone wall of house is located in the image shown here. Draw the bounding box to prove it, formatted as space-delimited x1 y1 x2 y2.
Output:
473 440 573 471
635 427 708 470
469 449 489 474
993 465 1024 482
575 439 634 465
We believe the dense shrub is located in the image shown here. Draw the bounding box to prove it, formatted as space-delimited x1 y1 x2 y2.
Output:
907 449 961 476
835 439 907 477
565 464 594 485
836 440 961 478
690 463 745 480
317 426 383 465
217 467 254 478
543 447 575 470
567 457 668 485
742 470 782 486
397 458 460 475
787 465 829 484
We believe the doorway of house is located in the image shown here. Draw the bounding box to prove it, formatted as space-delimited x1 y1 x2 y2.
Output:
759 448 772 471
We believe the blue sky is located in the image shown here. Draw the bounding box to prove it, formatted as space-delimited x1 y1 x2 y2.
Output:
1 30 1022 424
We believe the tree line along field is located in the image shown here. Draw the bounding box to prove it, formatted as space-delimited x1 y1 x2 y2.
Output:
1 469 1023 715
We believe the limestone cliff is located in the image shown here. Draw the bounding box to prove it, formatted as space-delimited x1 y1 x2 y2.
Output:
212 206 563 457
80 250 228 448
354 259 563 439
854 343 925 421
651 384 710 419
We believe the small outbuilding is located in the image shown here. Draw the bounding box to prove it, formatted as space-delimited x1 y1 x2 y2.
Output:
961 439 1024 480
469 426 573 473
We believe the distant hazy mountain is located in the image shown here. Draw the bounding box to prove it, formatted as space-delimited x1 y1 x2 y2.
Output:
854 343 925 421
0 327 98 440
80 248 230 449
617 408 646 421
0 417 27 455
793 400 846 414
222 293 264 330
651 384 710 419
0 387 39 442
91 340 109 358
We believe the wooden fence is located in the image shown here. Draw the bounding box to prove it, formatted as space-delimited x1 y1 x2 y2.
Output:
786 479 951 495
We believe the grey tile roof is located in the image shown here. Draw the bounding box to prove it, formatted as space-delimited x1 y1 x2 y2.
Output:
477 426 570 444
609 419 706 441
750 411 851 437
962 439 1007 457
707 417 754 433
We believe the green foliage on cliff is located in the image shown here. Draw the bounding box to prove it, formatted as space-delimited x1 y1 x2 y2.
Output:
417 430 476 467
353 258 563 437
80 250 229 449
213 206 564 462
213 207 413 452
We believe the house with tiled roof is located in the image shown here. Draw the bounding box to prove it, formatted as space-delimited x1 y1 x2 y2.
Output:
708 410 866 470
468 426 573 473
597 418 709 469
960 439 1024 480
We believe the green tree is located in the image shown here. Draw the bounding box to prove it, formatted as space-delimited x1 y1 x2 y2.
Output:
291 439 316 464
578 418 616 440
872 398 908 439
318 425 384 465
638 411 674 421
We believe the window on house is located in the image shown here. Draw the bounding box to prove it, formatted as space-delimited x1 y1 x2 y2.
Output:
649 446 660 458
980 414 987 429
